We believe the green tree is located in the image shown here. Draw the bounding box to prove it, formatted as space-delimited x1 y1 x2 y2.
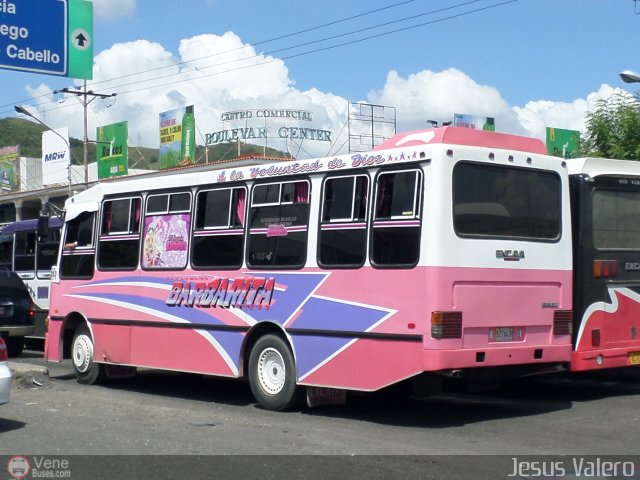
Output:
579 92 640 160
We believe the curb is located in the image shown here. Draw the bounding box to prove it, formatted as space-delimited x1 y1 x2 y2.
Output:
8 361 49 381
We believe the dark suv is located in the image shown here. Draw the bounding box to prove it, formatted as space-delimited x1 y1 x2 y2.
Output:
0 269 35 357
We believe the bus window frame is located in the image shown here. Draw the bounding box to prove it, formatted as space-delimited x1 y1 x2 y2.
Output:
60 211 97 280
97 196 143 272
317 172 370 269
246 177 311 270
0 233 13 270
369 166 424 269
191 184 247 271
13 230 36 273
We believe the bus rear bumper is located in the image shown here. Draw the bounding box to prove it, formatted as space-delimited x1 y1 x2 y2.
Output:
570 347 640 372
423 344 572 371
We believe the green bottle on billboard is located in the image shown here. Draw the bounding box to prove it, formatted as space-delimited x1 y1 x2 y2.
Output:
180 105 195 165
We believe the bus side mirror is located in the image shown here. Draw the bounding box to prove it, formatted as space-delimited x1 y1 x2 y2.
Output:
38 213 50 243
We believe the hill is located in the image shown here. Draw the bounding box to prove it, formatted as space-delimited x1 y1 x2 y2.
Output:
0 117 290 170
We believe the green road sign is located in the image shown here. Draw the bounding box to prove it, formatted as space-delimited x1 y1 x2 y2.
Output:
68 0 93 79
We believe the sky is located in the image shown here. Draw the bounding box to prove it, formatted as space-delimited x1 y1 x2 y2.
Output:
1 0 639 159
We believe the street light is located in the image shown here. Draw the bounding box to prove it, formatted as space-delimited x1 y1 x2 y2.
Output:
14 105 73 195
620 70 640 84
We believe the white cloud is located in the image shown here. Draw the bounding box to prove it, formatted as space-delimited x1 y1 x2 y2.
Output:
367 68 523 135
23 33 626 161
369 69 626 143
33 32 350 158
92 0 136 20
514 84 622 141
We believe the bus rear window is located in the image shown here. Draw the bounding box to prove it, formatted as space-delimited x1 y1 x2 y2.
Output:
593 189 640 249
453 163 561 240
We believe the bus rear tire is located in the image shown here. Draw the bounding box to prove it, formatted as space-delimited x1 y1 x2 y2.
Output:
248 334 301 411
72 325 106 385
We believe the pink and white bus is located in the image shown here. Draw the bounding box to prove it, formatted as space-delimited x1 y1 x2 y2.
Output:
45 127 573 410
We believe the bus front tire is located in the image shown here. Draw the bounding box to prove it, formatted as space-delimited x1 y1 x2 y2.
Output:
248 334 301 411
71 325 106 385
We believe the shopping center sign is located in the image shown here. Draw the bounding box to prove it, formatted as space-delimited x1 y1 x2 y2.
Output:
0 0 93 79
205 108 332 146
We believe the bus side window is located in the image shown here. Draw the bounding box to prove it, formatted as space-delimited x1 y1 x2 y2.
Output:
192 186 246 270
247 179 310 268
0 234 12 269
318 174 369 268
14 231 36 271
60 212 96 279
98 197 142 270
371 169 422 267
37 227 60 274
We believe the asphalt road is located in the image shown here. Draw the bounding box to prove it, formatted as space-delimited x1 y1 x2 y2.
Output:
1 350 639 479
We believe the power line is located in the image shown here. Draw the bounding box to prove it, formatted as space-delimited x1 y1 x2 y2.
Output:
90 0 488 95
0 0 417 112
86 0 420 90
114 0 518 98
1 0 518 120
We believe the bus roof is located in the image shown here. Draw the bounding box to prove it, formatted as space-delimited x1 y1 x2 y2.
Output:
566 157 640 178
374 126 548 154
0 216 63 235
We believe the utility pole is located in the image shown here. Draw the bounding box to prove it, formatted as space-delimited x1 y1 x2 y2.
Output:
54 82 116 184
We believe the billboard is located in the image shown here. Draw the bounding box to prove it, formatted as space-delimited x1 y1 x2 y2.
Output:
453 113 495 131
546 127 580 158
0 145 20 192
97 121 128 179
42 128 70 186
159 105 195 170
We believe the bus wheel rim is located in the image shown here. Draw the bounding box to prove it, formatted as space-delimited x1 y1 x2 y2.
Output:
257 347 286 395
73 334 93 373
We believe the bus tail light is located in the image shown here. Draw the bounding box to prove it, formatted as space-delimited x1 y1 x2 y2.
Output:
553 310 573 335
431 311 462 339
0 339 7 362
593 260 618 278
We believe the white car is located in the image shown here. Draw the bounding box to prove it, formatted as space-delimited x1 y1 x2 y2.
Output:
0 337 11 405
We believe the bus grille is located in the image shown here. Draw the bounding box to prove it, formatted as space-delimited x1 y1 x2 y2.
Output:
553 310 573 335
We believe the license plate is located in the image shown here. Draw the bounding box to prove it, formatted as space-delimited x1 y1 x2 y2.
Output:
493 327 514 342
629 352 640 365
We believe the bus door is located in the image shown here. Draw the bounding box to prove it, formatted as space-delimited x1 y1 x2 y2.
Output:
570 174 640 370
